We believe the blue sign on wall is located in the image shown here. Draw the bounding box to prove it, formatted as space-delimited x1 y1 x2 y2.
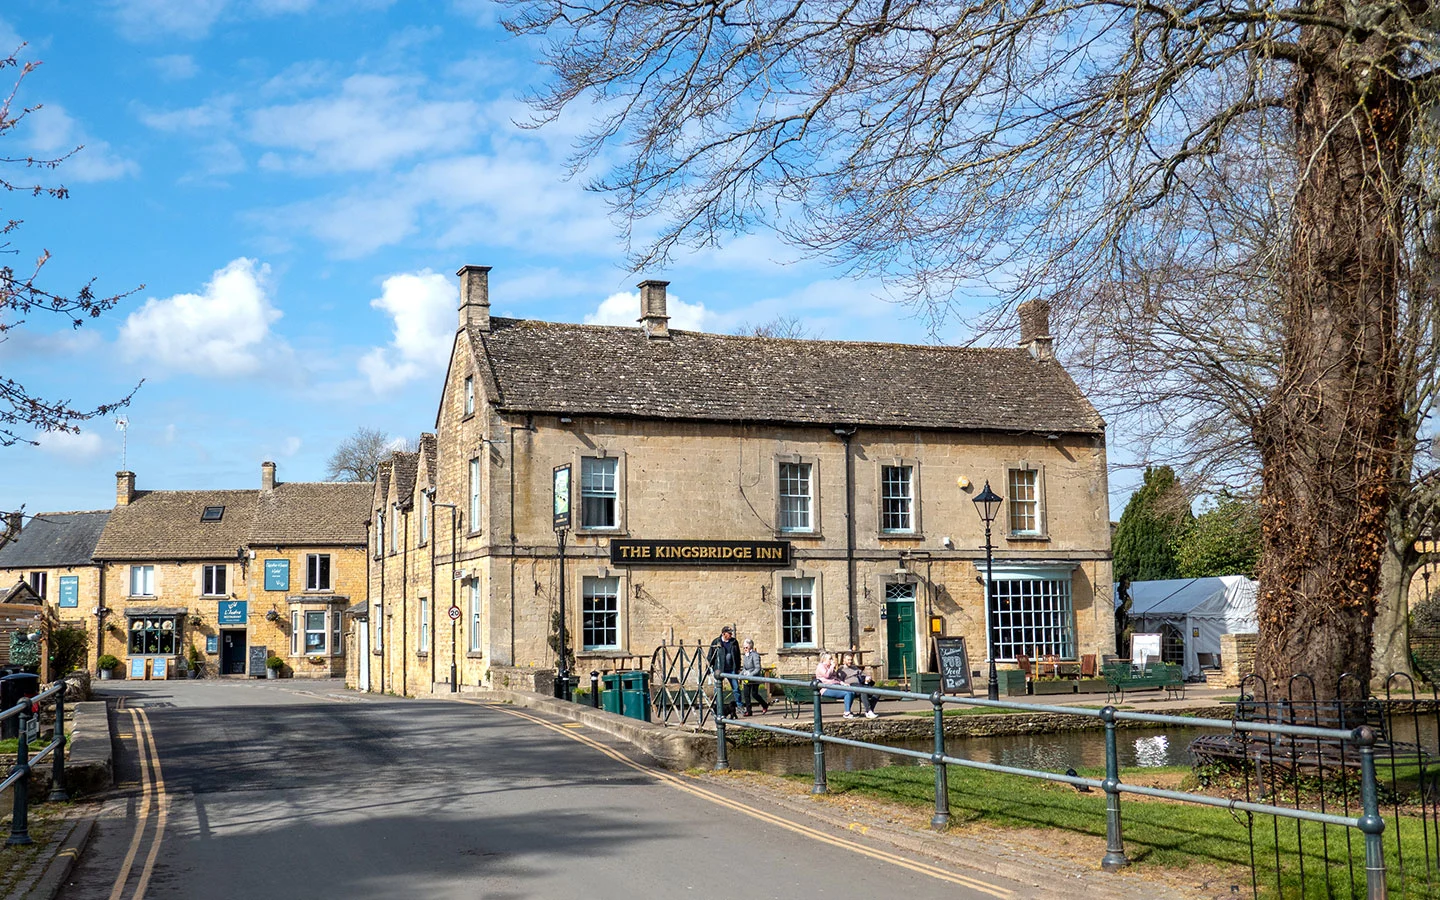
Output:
58 576 79 608
206 634 218 654
217 600 248 625
264 559 290 591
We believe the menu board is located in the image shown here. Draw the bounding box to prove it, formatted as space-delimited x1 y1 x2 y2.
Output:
129 657 146 680
248 646 269 677
934 637 973 695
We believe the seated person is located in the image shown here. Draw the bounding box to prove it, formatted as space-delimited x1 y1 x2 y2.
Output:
838 653 879 717
816 651 877 719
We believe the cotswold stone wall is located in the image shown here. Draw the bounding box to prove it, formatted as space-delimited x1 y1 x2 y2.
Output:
1220 633 1257 688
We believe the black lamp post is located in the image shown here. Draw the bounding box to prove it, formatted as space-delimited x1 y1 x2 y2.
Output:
972 480 1003 701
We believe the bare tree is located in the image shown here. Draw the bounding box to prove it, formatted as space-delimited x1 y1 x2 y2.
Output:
1 50 140 447
732 316 816 340
325 427 405 483
505 0 1438 695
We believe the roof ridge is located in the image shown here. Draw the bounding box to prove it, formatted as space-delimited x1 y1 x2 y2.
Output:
29 509 111 517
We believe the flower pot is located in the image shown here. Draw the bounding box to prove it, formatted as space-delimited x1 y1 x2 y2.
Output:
189 667 202 679
266 667 279 679
99 668 114 681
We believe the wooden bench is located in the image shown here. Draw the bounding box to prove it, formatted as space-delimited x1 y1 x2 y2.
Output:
1103 662 1185 702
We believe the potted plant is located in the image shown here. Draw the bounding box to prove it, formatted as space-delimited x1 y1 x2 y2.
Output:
187 644 204 679
97 654 120 680
1031 676 1076 695
265 655 285 679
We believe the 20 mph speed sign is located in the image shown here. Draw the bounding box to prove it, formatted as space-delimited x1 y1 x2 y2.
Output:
448 606 461 621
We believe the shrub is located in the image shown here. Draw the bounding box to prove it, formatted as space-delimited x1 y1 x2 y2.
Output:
48 625 90 676
96 654 120 671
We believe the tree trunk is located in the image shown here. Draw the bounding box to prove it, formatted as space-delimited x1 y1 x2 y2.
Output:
1372 512 1417 682
1255 12 1410 702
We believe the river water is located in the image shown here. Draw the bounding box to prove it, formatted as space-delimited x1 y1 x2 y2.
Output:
729 725 1211 776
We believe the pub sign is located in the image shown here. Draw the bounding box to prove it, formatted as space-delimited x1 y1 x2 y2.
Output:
610 539 791 567
264 558 290 591
553 464 571 532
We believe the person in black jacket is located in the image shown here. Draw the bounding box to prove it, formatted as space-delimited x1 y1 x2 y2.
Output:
709 626 743 717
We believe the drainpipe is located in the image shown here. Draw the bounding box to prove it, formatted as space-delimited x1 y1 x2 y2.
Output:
834 427 859 648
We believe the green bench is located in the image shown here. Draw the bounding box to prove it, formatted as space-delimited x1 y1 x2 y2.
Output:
778 680 861 718
1103 662 1185 702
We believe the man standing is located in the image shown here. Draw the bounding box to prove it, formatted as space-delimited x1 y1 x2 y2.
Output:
709 625 742 718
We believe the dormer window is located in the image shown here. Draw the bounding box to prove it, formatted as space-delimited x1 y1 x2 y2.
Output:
201 506 225 522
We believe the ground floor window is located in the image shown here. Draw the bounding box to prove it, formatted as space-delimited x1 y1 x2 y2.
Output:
128 617 179 655
419 598 430 653
987 574 1075 661
468 581 482 652
582 576 619 650
781 577 815 647
291 609 340 655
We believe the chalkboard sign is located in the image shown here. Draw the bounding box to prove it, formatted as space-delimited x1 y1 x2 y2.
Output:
248 646 268 677
934 637 973 695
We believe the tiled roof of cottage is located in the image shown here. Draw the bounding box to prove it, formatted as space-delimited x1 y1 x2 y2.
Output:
389 451 419 509
94 490 257 560
250 482 372 545
470 319 1104 434
95 480 373 561
418 433 437 486
0 510 109 569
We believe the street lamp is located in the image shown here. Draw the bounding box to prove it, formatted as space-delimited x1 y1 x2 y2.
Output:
428 491 461 694
972 480 1003 701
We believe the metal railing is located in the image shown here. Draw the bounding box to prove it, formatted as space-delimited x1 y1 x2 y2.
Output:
1 682 70 847
712 673 1391 899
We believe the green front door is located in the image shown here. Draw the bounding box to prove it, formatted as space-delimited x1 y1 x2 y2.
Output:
885 586 917 681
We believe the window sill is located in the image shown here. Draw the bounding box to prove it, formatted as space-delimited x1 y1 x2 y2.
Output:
467 529 483 538
1005 533 1050 542
776 647 819 656
303 589 335 594
462 411 475 422
776 531 822 540
575 528 626 538
877 532 925 541
579 649 628 657
416 651 429 658
127 595 157 601
466 651 484 659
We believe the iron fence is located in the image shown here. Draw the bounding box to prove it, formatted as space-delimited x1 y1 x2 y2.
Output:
713 672 1415 899
647 641 714 727
1 680 70 847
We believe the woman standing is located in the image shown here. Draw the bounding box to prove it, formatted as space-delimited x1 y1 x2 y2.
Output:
740 638 770 716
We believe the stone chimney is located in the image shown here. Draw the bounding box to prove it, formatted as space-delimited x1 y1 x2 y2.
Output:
638 279 671 340
1017 298 1054 361
457 265 492 332
117 471 136 507
261 460 277 492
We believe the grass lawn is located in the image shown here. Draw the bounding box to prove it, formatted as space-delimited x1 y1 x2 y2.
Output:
820 764 1438 898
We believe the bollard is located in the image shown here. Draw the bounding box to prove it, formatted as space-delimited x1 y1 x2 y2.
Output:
1099 706 1128 871
49 691 68 802
930 691 950 830
1356 726 1388 900
811 680 827 795
7 706 31 846
589 671 601 710
713 668 729 770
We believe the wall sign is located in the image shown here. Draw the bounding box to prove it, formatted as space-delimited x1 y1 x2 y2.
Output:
609 539 792 567
58 576 79 608
206 635 218 654
553 464 571 531
264 559 290 591
218 600 248 625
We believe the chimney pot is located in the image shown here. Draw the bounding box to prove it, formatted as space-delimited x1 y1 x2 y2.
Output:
262 460 277 492
457 265 493 333
116 471 136 507
637 279 671 340
1017 298 1055 361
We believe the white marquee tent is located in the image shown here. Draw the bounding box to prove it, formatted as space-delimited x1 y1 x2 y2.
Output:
1120 576 1259 678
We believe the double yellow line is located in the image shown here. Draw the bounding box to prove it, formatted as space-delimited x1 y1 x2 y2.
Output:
461 700 1012 898
108 708 169 900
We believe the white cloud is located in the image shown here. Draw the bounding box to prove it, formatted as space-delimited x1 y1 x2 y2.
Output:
37 429 105 462
249 75 479 173
22 105 137 182
585 291 716 332
280 436 302 456
151 54 198 79
109 0 229 40
139 96 237 133
119 258 284 376
358 270 456 394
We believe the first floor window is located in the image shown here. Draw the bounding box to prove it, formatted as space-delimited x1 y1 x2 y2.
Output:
469 458 481 525
130 565 155 597
988 576 1075 661
880 465 914 532
580 457 618 529
27 572 46 598
374 608 383 651
419 598 430 652
305 611 327 654
202 565 226 596
306 554 332 591
469 581 482 652
778 462 813 532
391 503 401 552
128 617 178 655
376 512 385 555
781 577 815 647
582 576 619 650
292 611 302 655
1008 468 1040 535
333 612 343 657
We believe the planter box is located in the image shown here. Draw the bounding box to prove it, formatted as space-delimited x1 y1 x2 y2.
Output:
998 669 1028 697
1076 678 1108 694
1031 679 1076 695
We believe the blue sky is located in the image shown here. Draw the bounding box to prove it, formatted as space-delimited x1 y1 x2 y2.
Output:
0 1 1138 517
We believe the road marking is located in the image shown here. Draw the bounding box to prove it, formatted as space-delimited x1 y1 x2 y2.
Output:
456 700 1012 898
561 723 584 729
106 707 169 900
132 708 169 898
106 710 151 900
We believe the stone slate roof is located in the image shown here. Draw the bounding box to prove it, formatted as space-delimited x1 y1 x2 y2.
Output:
471 319 1104 434
250 482 372 546
389 451 419 510
0 511 109 569
95 481 372 561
